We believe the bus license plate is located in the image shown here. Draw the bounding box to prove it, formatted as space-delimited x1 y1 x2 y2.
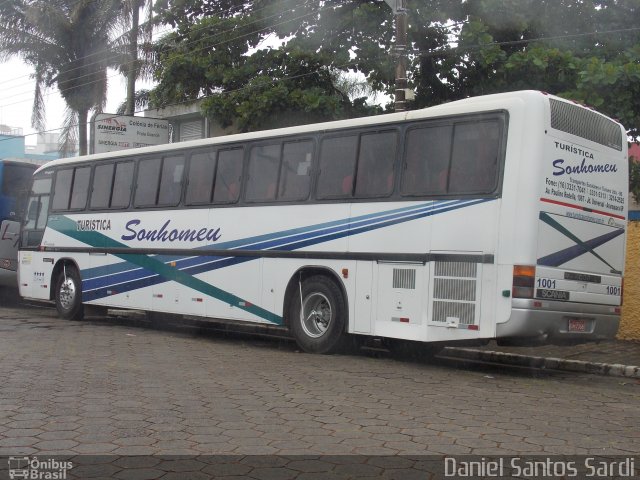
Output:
568 319 586 332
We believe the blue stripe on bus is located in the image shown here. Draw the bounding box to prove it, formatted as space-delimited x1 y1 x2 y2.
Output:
80 200 461 281
537 228 624 267
80 199 474 290
80 198 491 299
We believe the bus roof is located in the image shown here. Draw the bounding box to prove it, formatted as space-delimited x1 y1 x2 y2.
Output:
34 90 623 173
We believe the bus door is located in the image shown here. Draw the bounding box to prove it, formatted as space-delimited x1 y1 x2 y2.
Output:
19 174 52 297
0 219 21 285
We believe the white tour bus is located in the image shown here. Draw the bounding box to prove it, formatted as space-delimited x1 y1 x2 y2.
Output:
18 91 627 353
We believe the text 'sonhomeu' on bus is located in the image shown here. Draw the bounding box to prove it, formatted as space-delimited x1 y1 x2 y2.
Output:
18 91 628 353
1 160 37 288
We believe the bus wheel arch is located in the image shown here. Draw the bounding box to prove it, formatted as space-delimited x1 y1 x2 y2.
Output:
52 259 84 321
283 267 349 354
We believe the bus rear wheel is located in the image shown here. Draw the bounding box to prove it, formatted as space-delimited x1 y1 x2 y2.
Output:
55 265 84 321
289 275 346 354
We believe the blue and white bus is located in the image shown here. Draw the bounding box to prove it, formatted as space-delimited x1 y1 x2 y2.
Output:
18 91 628 353
0 160 37 287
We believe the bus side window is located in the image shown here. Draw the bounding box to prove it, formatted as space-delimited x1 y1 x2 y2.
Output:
317 135 357 199
213 148 243 203
401 125 452 196
449 121 500 194
278 140 313 201
111 162 134 209
246 144 280 203
69 166 91 210
91 164 115 209
158 155 185 206
134 158 161 207
52 169 73 211
355 131 397 197
52 166 91 211
186 151 216 205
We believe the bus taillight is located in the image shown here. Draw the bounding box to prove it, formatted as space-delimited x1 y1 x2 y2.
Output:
512 265 535 298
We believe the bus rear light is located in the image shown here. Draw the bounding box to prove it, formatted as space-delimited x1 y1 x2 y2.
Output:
512 265 535 299
468 325 479 331
533 301 542 308
614 307 621 315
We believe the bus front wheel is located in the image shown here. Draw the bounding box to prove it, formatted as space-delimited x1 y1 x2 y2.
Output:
55 266 84 321
289 275 346 354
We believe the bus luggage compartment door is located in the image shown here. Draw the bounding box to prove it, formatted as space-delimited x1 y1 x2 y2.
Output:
373 262 428 341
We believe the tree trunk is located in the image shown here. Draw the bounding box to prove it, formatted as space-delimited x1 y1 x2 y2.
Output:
78 109 88 156
125 1 140 116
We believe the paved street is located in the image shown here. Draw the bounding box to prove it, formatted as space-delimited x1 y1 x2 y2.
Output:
0 303 639 458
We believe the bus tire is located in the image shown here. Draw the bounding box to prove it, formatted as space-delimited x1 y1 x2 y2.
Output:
289 275 346 354
54 266 84 321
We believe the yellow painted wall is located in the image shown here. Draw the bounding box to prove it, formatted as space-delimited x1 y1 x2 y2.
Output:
620 221 640 339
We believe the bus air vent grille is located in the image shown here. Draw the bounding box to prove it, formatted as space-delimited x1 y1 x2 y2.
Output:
434 261 477 278
549 98 622 151
431 261 479 325
433 278 476 301
433 301 475 325
393 268 416 289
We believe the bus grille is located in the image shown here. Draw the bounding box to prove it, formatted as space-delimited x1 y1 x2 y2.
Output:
433 278 476 301
392 268 416 289
434 261 477 278
549 98 622 151
431 261 479 325
433 301 475 325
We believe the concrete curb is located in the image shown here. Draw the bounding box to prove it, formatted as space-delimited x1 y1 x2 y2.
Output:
442 347 640 378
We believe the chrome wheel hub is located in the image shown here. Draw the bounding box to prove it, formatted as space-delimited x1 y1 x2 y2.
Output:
301 292 332 338
59 277 76 310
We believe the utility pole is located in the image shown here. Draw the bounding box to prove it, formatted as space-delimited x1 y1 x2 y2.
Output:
384 0 410 112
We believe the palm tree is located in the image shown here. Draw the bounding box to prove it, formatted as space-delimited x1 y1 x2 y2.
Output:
115 0 153 116
0 0 123 155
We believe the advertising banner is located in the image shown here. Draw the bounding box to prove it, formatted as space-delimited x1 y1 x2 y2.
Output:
91 113 170 154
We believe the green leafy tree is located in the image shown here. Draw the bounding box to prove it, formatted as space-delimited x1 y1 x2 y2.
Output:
0 0 123 155
630 147 640 204
453 0 640 137
148 0 460 130
148 0 640 139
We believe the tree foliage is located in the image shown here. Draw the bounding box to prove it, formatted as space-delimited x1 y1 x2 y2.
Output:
453 0 640 138
148 0 640 138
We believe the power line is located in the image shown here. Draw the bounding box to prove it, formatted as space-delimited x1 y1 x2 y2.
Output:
0 1 322 111
0 3 322 113
0 59 358 146
417 26 640 57
1 15 639 143
0 0 297 90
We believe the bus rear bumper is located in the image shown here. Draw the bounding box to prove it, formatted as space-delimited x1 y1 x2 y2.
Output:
497 298 620 345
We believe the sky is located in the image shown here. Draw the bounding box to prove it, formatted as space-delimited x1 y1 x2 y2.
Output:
0 57 144 146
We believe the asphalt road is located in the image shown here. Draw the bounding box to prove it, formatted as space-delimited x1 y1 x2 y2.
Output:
0 300 638 460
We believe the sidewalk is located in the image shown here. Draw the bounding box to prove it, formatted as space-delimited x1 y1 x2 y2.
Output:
444 339 640 378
